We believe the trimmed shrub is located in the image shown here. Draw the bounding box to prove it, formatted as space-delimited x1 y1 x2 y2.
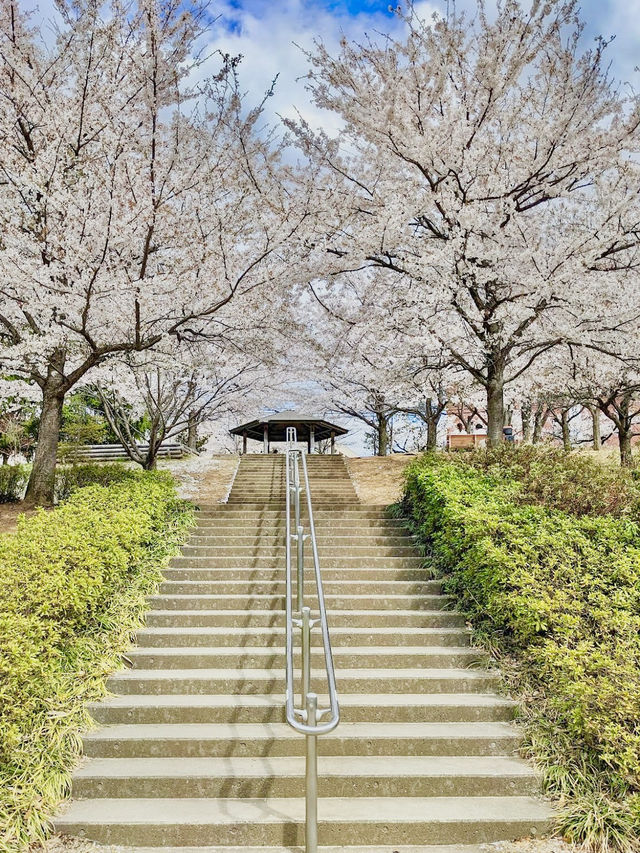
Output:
402 454 640 851
54 462 136 501
456 444 639 518
0 462 136 504
0 471 193 851
0 465 28 503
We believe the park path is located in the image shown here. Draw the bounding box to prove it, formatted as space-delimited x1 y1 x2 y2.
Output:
56 454 552 849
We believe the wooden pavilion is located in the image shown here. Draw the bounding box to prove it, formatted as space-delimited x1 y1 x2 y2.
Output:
229 412 348 454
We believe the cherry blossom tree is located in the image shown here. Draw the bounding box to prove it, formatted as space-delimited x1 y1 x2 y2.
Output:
289 0 640 446
400 375 448 450
0 0 309 503
562 348 640 466
92 342 258 469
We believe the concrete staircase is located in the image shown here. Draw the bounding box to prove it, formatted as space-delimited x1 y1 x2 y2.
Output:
226 454 359 505
57 454 552 850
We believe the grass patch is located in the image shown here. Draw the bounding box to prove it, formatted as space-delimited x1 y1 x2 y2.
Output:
0 468 194 851
401 450 640 851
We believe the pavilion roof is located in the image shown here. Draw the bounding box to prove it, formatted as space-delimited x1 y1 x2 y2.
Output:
229 411 348 442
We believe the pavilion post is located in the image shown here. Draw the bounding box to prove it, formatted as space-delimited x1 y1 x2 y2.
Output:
309 425 315 454
330 431 335 454
242 431 247 455
263 423 269 454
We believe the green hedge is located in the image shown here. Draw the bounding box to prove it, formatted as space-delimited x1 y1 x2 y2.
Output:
0 461 137 504
451 445 639 518
0 465 28 503
0 471 193 851
54 462 137 501
402 454 640 851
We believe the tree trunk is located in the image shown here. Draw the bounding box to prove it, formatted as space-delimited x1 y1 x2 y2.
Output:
560 410 571 452
532 407 549 443
187 411 198 450
619 427 633 468
143 426 161 470
425 399 438 450
377 415 389 456
426 417 438 450
521 403 533 443
25 374 66 506
587 405 601 450
486 376 505 447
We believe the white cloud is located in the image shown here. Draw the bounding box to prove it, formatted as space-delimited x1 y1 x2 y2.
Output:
195 0 415 132
22 0 640 132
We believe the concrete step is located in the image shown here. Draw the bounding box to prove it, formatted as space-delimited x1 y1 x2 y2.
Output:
72 754 539 798
226 499 362 506
229 481 356 487
228 487 356 493
125 645 485 670
179 545 419 557
56 796 552 846
192 523 410 535
230 480 353 486
134 626 471 648
195 507 399 516
88 693 517 725
194 513 391 520
195 508 390 517
162 567 432 581
144 609 467 628
63 846 505 853
158 580 442 596
106 667 500 695
230 487 354 491
170 556 425 568
230 483 354 489
81 721 521 758
147 593 451 610
147 593 453 611
228 492 354 497
187 535 415 546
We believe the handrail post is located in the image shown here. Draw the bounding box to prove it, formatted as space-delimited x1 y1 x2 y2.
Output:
305 693 318 853
293 452 304 611
296 523 304 612
301 606 312 708
294 450 301 531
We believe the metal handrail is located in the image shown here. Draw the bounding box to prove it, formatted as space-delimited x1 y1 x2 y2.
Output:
284 427 339 853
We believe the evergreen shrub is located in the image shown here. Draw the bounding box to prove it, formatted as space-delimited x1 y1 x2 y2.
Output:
402 453 640 850
0 471 193 850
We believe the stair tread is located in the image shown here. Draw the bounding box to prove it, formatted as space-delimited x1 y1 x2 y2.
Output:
84 847 502 853
109 666 497 679
150 593 444 599
90 692 515 709
135 627 469 636
145 608 459 616
57 795 552 823
127 645 479 655
74 754 538 778
83 721 519 739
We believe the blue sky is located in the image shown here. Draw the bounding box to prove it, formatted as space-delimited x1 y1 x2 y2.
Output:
205 0 640 127
24 0 640 129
